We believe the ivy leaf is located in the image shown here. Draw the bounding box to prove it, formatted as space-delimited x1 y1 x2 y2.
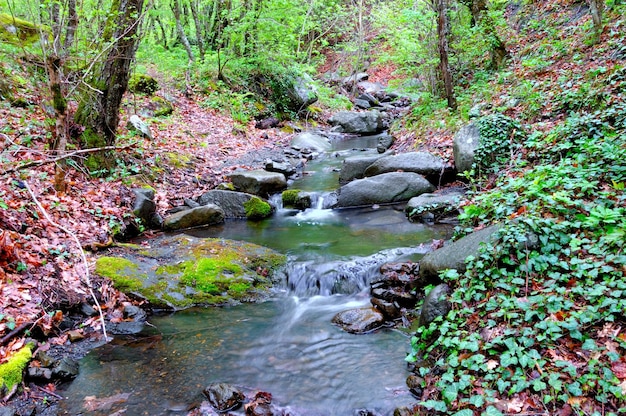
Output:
442 383 459 405
483 405 504 416
452 410 474 416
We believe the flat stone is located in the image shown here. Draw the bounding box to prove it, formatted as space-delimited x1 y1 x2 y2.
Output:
163 204 225 230
331 307 385 334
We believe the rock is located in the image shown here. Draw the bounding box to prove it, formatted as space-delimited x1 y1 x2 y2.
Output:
265 159 296 177
287 74 318 112
342 72 369 86
290 132 331 152
338 153 388 184
453 123 480 174
243 196 273 220
197 190 258 218
244 391 280 416
94 235 286 309
393 407 415 416
127 114 152 139
255 117 280 129
27 366 53 380
128 73 159 95
406 375 424 398
370 287 416 308
132 188 162 229
163 204 225 230
377 134 394 153
418 284 451 327
363 152 451 184
107 304 147 335
370 297 401 320
332 307 385 334
357 81 386 95
357 93 380 107
328 111 383 134
354 409 383 416
227 170 287 197
203 383 245 412
418 224 502 281
354 98 371 109
184 198 200 208
139 96 173 117
334 172 434 208
405 190 465 223
81 303 97 316
67 330 84 342
52 357 79 380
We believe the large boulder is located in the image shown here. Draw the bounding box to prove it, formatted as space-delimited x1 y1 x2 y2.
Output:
227 170 287 197
94 235 287 309
328 111 383 134
453 123 480 174
363 152 450 184
338 153 388 184
331 307 385 334
334 172 434 208
197 190 259 219
418 224 502 280
290 132 332 152
285 74 318 112
163 204 224 230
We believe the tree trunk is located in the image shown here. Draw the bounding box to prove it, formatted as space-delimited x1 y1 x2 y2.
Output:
189 0 205 61
45 55 69 193
76 0 145 147
589 0 603 41
171 0 195 62
434 0 456 110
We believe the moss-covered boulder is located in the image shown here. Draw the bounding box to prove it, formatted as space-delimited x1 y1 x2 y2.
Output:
128 73 159 95
94 235 286 309
243 196 272 220
0 344 33 399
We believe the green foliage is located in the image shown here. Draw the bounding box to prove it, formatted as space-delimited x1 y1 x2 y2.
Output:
411 99 626 413
472 113 525 178
244 196 272 220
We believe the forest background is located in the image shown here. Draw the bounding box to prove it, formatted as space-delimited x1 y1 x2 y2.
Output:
0 0 625 414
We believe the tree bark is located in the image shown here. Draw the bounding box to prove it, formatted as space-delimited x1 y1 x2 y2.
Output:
76 0 145 147
188 0 206 61
434 0 456 110
45 55 68 193
172 0 195 62
589 0 603 41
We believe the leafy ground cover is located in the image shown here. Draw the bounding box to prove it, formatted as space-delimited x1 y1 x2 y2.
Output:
402 2 626 414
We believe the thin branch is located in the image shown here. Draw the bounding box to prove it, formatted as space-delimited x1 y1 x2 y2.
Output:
23 181 110 341
1 142 137 175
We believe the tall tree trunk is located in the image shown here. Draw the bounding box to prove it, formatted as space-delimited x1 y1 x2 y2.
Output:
589 0 603 41
45 55 69 192
171 0 195 62
189 0 205 61
76 0 145 147
434 0 456 110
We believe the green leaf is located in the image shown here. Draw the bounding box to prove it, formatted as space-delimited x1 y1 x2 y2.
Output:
442 383 459 405
483 405 505 416
452 410 474 416
468 395 485 407
420 399 447 412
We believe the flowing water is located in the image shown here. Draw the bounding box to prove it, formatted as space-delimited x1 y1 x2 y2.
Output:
58 134 453 415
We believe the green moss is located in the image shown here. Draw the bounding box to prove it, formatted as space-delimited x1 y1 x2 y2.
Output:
244 196 272 220
0 344 33 394
150 96 173 116
128 73 159 95
178 256 243 293
163 152 192 168
281 189 301 207
0 13 50 46
95 257 144 292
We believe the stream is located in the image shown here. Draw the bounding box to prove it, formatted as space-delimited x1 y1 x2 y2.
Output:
58 134 453 415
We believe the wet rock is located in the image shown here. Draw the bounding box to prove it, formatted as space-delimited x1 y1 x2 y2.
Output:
331 307 385 334
51 357 79 380
354 98 371 109
244 391 280 416
363 152 452 185
376 135 394 153
342 72 369 86
419 224 502 280
370 287 415 308
370 297 401 320
265 159 297 177
453 123 480 174
0 406 15 416
405 190 465 223
334 172 434 208
163 204 225 230
393 407 415 416
406 375 424 398
27 366 52 380
227 170 287 197
197 190 258 218
418 284 451 327
67 330 84 342
107 303 147 335
81 303 97 316
354 409 383 416
132 188 162 229
203 383 245 412
328 111 383 135
338 153 388 184
290 132 332 152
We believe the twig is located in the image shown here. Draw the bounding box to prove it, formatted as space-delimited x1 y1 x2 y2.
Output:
1 142 137 174
0 322 32 347
22 182 110 341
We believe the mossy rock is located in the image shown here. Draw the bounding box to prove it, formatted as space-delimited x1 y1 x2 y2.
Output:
281 189 301 207
163 152 193 168
128 73 159 95
243 196 272 220
94 235 286 309
0 344 33 398
0 13 50 46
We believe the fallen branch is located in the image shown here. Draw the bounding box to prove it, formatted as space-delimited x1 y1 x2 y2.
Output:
23 182 110 341
1 142 137 175
0 322 32 347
